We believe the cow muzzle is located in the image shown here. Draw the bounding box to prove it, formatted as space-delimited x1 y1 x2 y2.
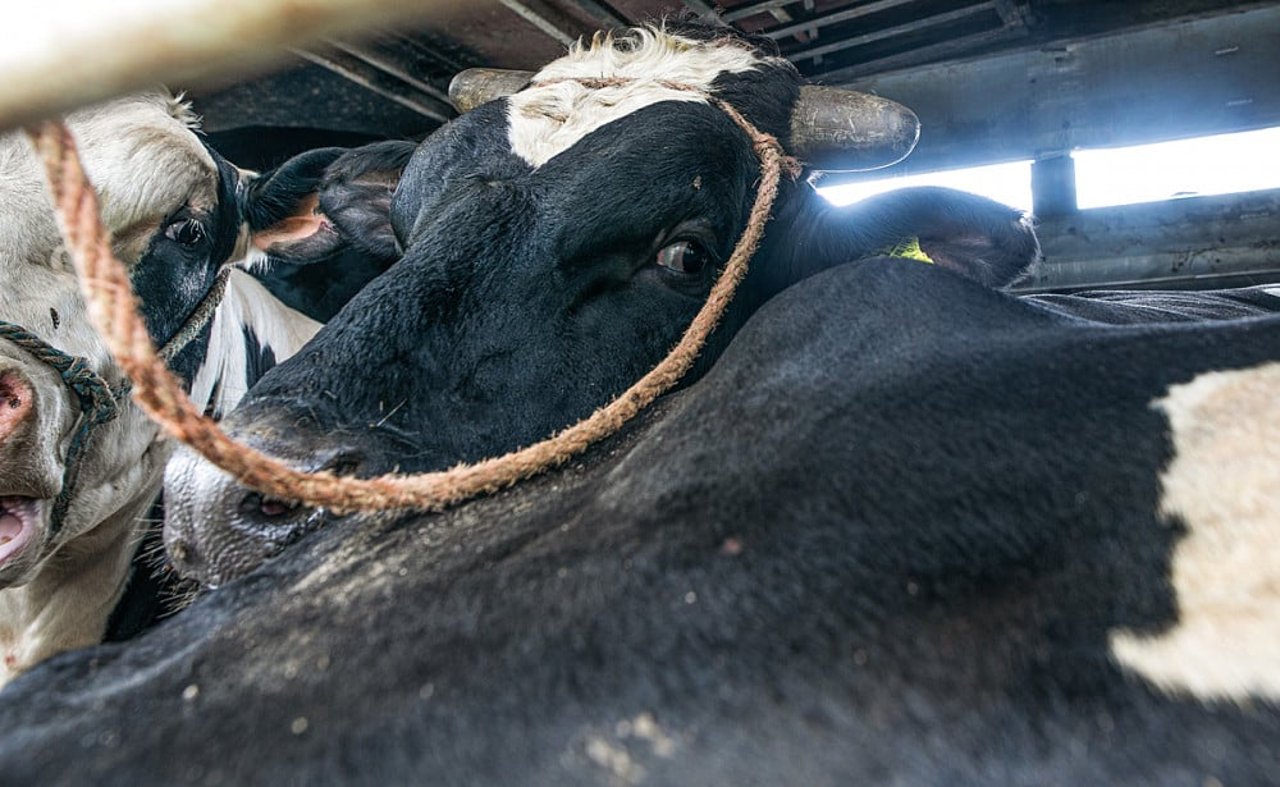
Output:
162 405 371 587
0 364 55 582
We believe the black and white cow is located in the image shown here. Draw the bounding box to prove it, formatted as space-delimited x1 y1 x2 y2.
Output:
5 253 1280 785
0 91 406 683
3 23 1280 785
161 24 1042 583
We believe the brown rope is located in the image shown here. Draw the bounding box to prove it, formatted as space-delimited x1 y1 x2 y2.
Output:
159 265 233 362
23 84 799 515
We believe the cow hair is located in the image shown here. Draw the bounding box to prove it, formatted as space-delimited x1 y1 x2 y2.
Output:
162 90 203 131
508 22 799 169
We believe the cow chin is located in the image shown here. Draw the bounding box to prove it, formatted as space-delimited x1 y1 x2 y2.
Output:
0 416 167 590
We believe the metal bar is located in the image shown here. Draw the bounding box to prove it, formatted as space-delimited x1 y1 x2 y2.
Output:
1017 188 1280 291
765 0 921 41
498 0 579 46
787 2 998 62
293 49 455 125
811 26 1021 82
1030 154 1078 218
0 0 466 132
1014 268 1280 293
683 0 719 16
818 6 1280 171
389 33 469 75
559 0 631 28
326 40 454 105
723 0 799 22
993 0 1028 28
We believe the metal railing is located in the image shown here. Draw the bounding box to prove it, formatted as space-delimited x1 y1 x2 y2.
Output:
0 0 466 131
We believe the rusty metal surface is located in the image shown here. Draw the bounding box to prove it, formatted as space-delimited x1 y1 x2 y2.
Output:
831 4 1280 173
1018 188 1280 292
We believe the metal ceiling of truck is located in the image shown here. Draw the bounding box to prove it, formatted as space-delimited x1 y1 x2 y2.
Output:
191 0 1273 166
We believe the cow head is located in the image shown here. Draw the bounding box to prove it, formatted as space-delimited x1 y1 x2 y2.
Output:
0 91 403 660
163 24 1040 587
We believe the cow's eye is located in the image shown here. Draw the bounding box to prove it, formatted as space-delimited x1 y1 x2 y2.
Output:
656 240 710 276
165 218 206 247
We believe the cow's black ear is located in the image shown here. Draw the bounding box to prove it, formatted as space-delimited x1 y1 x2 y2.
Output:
246 141 416 265
812 186 1041 288
912 192 1041 288
245 147 348 262
316 140 418 263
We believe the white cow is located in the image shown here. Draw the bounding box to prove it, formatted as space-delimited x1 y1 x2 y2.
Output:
0 90 401 685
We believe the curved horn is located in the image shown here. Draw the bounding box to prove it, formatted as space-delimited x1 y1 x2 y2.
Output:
790 86 921 173
449 68 536 113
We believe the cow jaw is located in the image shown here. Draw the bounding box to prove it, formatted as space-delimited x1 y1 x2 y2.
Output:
0 324 163 590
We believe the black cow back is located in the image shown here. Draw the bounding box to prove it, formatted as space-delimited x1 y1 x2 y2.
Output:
3 260 1279 786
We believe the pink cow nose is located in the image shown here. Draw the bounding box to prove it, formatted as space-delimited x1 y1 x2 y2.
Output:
0 370 35 444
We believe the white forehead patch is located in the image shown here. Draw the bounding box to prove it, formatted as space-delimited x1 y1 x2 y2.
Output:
508 28 780 169
1109 363 1280 702
69 90 218 235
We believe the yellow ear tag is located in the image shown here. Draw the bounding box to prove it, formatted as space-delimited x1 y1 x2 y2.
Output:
886 236 934 264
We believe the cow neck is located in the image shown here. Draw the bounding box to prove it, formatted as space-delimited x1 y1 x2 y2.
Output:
25 82 801 515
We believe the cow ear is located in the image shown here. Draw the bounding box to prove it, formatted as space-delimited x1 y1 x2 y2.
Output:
246 141 416 265
245 147 347 262
914 197 1041 288
814 186 1041 289
315 140 417 263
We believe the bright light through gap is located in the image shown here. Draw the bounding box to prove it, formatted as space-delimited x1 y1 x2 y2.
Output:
1073 126 1280 209
818 160 1034 212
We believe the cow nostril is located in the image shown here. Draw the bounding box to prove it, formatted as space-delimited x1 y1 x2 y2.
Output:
0 371 34 440
239 491 303 520
1 373 29 411
260 497 297 518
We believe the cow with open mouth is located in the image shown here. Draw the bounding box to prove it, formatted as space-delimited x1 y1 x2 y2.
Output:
162 23 1043 585
0 91 411 684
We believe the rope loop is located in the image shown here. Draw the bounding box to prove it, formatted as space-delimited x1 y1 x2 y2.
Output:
23 79 801 515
